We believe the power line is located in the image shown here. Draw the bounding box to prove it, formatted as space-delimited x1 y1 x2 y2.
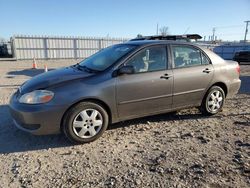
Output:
214 25 244 29
183 27 190 34
215 33 245 36
189 24 244 33
206 24 246 41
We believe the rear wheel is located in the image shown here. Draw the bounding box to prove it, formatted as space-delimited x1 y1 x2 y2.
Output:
63 102 109 144
200 86 225 115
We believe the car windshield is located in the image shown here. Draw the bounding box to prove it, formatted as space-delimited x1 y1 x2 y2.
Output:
78 44 137 71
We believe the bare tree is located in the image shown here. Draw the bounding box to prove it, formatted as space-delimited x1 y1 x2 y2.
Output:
0 37 6 43
136 34 143 38
159 26 169 36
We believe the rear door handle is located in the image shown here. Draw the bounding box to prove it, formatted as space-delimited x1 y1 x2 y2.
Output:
203 68 212 73
160 73 172 79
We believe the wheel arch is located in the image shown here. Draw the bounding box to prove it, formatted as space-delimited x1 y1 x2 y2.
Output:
209 82 228 97
200 82 227 115
60 98 112 132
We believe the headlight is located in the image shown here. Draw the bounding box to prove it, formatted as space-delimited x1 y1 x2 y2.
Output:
19 90 54 104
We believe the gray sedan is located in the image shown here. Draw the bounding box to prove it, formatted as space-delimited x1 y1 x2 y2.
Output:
9 40 241 143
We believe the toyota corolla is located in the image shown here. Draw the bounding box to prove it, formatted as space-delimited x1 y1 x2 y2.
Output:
9 39 241 143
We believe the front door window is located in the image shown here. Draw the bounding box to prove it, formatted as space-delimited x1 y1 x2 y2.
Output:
126 46 167 73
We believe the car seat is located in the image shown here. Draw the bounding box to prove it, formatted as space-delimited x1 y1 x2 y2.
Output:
174 56 184 67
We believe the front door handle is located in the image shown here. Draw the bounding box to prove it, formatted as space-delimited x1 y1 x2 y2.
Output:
203 68 212 73
160 73 172 79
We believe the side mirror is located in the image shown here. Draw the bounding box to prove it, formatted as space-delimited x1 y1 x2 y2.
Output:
113 65 135 77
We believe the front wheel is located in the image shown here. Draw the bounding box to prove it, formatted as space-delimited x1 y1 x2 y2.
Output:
63 102 109 144
200 86 225 115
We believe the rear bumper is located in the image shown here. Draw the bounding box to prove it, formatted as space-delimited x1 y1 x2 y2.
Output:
227 79 241 98
9 91 67 135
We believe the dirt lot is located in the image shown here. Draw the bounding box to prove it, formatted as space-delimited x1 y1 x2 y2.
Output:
0 60 249 188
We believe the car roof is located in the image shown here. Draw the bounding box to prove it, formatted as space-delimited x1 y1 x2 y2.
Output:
123 40 225 65
124 40 200 47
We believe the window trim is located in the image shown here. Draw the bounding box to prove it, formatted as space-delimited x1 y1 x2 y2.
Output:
170 44 212 69
200 50 211 65
121 45 169 75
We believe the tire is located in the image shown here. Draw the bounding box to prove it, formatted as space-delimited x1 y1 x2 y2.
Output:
168 111 178 116
63 102 109 144
200 86 225 115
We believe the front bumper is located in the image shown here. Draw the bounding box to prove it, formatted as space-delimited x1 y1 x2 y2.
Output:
9 91 67 135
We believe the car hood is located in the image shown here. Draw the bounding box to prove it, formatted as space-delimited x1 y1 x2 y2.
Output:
20 66 93 94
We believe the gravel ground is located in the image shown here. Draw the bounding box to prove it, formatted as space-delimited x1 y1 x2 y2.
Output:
0 60 249 188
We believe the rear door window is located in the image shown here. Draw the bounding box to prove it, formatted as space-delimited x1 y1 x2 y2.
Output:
172 45 209 68
201 52 210 65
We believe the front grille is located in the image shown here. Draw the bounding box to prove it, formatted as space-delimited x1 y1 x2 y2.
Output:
21 123 40 130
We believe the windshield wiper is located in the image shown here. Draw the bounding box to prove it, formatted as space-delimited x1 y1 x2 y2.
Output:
72 63 84 71
82 65 100 73
75 64 99 73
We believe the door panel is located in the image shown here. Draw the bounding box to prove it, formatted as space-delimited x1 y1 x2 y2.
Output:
171 45 214 108
115 45 173 119
116 70 173 118
172 64 214 107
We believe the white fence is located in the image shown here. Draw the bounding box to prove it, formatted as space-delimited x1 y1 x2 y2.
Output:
11 35 129 60
10 35 250 60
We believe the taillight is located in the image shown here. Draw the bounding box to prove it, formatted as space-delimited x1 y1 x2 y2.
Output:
236 64 240 74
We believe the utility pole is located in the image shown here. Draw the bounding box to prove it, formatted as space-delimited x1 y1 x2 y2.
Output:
212 27 216 41
244 20 250 43
156 23 159 35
